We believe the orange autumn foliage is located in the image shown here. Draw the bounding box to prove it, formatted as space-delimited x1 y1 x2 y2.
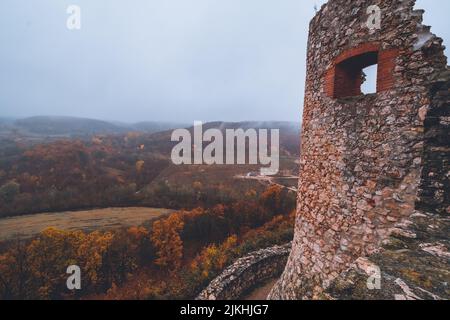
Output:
151 213 185 272
189 235 238 281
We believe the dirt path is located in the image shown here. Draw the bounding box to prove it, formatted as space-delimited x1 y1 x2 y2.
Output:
0 207 173 241
242 278 278 300
235 174 298 192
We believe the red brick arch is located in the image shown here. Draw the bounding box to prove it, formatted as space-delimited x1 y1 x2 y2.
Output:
325 42 399 98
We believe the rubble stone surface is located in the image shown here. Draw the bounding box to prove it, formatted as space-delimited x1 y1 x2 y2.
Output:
197 244 291 300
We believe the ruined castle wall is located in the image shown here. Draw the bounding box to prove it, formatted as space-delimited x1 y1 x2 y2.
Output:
270 0 448 300
197 244 290 300
417 69 450 215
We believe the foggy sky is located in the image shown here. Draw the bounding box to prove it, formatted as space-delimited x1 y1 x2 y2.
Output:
0 0 448 123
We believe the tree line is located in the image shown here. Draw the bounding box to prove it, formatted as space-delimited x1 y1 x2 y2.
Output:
0 185 296 299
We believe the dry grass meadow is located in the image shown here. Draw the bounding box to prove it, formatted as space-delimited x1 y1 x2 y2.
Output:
0 207 174 241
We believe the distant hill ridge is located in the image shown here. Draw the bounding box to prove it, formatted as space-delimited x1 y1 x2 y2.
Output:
5 116 300 137
10 116 190 137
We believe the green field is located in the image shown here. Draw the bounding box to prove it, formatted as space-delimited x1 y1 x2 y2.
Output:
0 207 174 241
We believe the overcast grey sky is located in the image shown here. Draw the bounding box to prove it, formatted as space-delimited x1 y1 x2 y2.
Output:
0 0 448 123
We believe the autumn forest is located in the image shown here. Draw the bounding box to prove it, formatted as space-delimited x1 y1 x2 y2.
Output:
0 118 300 300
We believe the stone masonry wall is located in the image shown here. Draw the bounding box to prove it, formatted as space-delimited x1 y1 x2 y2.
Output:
416 68 450 215
269 0 448 299
197 243 291 300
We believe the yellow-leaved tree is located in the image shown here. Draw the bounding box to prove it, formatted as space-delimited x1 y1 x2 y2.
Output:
76 230 114 290
151 213 184 272
26 228 83 299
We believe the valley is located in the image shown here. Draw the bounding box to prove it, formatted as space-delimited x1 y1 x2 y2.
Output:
0 117 300 300
0 117 301 218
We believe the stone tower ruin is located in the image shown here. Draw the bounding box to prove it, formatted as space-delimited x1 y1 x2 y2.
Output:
270 0 449 299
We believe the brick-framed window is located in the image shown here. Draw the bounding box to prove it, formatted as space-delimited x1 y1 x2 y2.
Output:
325 43 399 98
